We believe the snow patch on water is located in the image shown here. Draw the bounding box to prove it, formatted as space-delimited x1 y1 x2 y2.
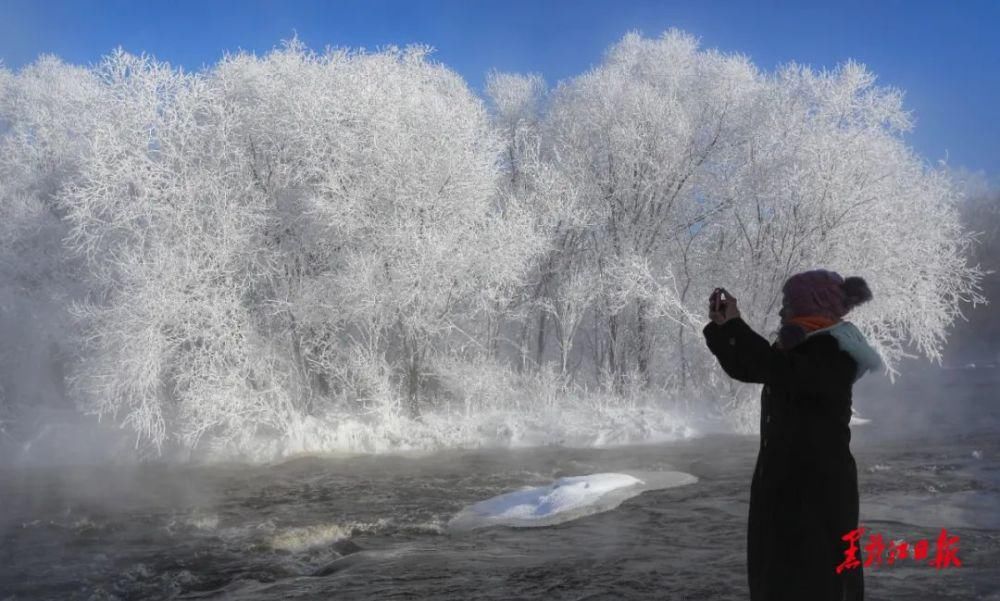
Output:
447 471 697 531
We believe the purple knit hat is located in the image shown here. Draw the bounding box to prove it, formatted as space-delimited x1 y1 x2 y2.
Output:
781 269 874 320
777 269 874 348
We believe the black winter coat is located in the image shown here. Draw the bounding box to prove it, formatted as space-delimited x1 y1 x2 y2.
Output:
703 316 865 601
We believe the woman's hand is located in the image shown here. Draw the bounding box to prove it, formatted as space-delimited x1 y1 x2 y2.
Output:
709 287 742 325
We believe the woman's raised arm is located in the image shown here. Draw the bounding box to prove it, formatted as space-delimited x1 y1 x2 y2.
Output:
704 316 856 395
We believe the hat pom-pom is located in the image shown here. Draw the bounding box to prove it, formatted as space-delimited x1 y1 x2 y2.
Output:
841 276 873 310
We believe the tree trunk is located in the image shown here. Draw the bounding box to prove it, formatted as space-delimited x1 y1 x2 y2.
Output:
487 300 501 359
591 309 606 389
517 316 531 373
636 299 651 389
535 310 547 370
399 325 422 419
678 324 688 390
287 312 312 413
608 313 623 396
558 318 571 375
407 355 420 418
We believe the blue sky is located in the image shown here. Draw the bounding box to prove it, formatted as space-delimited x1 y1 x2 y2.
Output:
1 0 998 180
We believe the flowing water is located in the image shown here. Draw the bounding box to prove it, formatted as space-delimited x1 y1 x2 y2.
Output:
2 366 1000 600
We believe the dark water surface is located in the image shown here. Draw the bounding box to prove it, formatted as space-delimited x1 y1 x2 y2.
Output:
2 366 1000 600
2 430 999 600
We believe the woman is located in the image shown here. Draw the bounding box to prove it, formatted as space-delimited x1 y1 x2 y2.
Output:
702 270 884 601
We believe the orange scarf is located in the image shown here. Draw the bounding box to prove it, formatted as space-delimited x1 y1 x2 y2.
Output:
788 315 840 333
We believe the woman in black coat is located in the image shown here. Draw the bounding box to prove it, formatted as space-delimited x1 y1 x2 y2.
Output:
703 270 883 601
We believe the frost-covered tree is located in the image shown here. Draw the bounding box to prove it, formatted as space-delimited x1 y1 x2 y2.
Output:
539 30 759 393
60 49 273 450
933 170 998 364
289 47 542 416
713 60 985 376
0 57 101 442
484 71 591 373
505 30 985 430
57 43 540 452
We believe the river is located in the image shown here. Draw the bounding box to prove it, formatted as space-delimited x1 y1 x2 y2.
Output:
2 365 999 600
